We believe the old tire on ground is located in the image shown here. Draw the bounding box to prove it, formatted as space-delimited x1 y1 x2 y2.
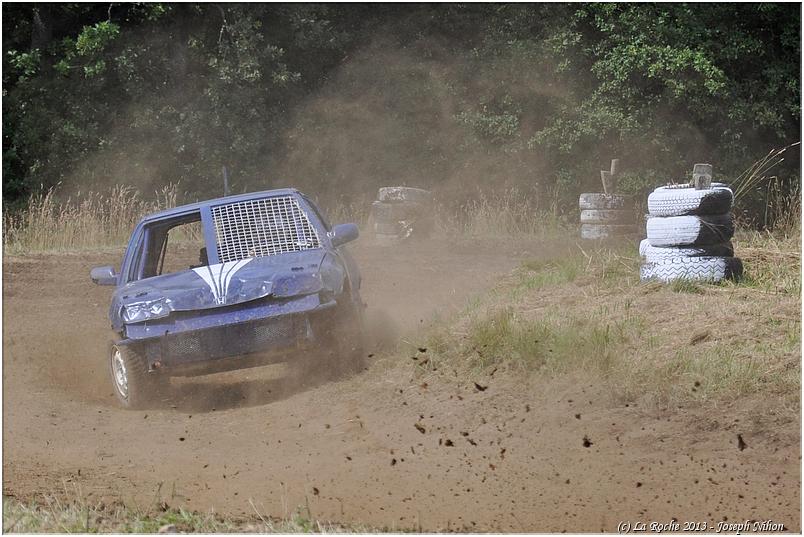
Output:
578 193 631 210
638 239 734 262
378 187 433 204
109 343 168 410
373 221 401 234
580 209 633 224
371 200 425 221
646 214 734 247
648 186 733 217
373 232 399 246
580 223 636 240
640 256 743 283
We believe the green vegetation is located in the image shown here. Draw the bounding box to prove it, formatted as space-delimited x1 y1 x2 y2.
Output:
416 224 800 408
3 4 800 217
3 495 375 533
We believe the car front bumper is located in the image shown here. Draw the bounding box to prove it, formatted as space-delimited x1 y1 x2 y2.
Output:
119 293 337 376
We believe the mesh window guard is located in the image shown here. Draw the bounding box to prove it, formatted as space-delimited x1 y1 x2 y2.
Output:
211 196 321 262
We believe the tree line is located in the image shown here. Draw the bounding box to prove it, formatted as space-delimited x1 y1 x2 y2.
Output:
3 3 800 219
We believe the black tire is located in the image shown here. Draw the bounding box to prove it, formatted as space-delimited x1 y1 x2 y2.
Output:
648 186 733 217
580 223 637 240
640 256 743 283
580 209 633 224
294 297 366 382
578 193 631 210
646 214 734 247
109 343 168 410
378 187 432 203
638 239 734 262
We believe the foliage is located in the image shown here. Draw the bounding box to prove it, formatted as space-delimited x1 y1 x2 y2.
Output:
2 4 800 221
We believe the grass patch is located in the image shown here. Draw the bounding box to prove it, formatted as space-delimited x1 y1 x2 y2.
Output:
2 495 375 533
467 307 641 374
413 227 800 409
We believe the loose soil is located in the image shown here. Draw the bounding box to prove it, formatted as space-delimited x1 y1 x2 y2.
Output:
3 237 800 532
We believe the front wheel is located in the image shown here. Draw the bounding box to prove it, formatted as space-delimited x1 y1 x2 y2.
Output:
292 299 367 382
109 343 168 409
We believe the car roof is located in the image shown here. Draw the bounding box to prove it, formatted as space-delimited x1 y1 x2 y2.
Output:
139 188 303 223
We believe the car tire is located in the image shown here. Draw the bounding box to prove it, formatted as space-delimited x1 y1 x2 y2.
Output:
648 186 733 217
378 187 433 203
646 214 734 247
639 239 734 262
580 209 633 224
372 201 424 221
579 193 630 210
580 223 636 240
374 232 399 246
109 343 168 410
640 256 743 283
295 296 366 382
374 221 401 234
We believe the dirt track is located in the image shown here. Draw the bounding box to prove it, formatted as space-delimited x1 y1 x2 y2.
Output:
3 238 800 532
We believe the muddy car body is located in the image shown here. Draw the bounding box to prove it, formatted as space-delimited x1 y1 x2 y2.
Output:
91 188 364 408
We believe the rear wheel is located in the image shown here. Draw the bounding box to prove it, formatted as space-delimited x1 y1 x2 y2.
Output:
109 343 168 409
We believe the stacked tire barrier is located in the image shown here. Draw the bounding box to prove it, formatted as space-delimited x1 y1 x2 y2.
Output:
371 187 434 244
640 184 742 282
578 193 636 240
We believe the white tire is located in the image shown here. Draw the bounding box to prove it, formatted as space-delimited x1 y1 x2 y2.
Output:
580 209 633 224
378 187 432 203
640 256 743 283
580 223 636 240
648 186 733 217
655 182 730 191
638 239 734 262
578 193 630 210
646 214 734 247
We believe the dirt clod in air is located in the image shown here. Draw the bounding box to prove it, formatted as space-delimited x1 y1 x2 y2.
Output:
737 434 747 451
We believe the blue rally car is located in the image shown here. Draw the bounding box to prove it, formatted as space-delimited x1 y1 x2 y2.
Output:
91 188 364 409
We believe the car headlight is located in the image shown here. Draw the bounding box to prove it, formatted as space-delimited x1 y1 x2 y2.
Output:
122 298 171 323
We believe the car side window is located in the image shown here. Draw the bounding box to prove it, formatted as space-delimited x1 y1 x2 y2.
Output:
155 220 206 276
131 212 205 281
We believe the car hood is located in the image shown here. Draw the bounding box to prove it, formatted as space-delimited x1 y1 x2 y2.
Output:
116 250 336 314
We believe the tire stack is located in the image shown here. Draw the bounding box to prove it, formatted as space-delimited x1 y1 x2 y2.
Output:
371 187 434 244
640 184 742 282
578 193 637 240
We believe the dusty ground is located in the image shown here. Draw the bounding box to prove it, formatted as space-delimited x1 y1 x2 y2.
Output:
3 237 801 532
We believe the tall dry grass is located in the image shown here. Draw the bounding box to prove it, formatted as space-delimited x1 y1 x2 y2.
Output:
436 187 569 239
4 185 572 255
3 184 181 255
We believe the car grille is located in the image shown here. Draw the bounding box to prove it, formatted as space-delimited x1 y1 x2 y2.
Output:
163 316 306 363
211 196 321 263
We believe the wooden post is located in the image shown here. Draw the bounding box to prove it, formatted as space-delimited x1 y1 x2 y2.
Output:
600 170 613 195
610 159 620 177
692 163 713 190
600 158 619 194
